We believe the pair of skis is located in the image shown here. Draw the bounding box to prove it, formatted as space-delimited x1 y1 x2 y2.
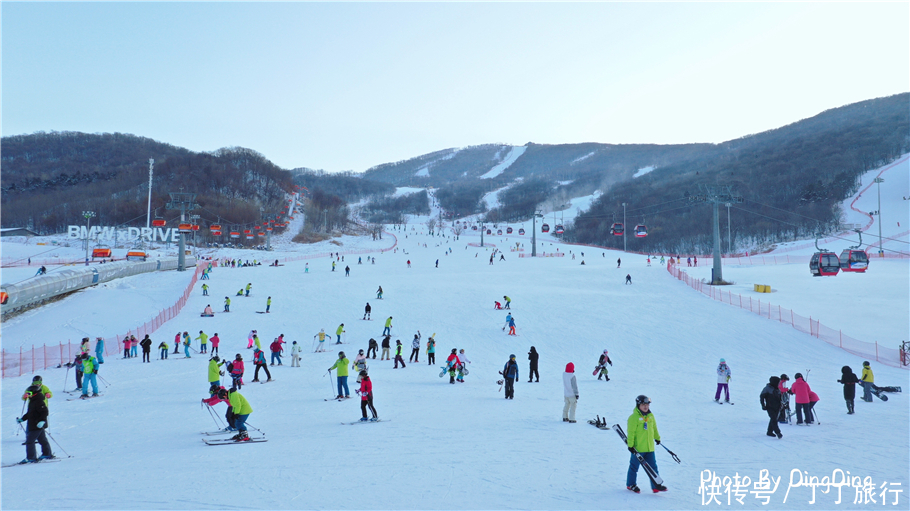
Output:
588 417 679 492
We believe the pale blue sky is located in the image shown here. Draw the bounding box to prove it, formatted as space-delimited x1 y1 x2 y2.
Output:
3 2 908 172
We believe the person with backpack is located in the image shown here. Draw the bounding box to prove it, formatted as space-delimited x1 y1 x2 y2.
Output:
562 362 578 423
80 353 100 398
528 347 540 383
140 335 153 363
409 332 421 363
759 376 783 438
393 340 406 368
328 351 351 399
208 356 225 392
625 395 666 493
837 366 860 414
357 371 378 421
714 359 731 403
251 348 272 382
502 354 519 399
381 335 391 360
597 350 613 381
17 385 54 463
229 354 245 389
790 373 813 424
860 361 875 402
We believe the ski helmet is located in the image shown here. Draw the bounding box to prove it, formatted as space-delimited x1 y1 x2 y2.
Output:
235 354 242 360
780 373 789 381
863 361 870 366
635 395 651 405
452 349 457 354
212 356 220 363
32 375 42 383
338 351 345 357
509 354 516 359
359 370 368 377
358 349 364 354
794 372 802 379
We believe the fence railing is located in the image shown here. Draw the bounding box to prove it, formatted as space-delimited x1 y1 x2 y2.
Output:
666 262 906 369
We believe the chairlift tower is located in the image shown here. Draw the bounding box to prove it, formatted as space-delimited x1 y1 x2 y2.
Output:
166 191 199 271
687 186 743 284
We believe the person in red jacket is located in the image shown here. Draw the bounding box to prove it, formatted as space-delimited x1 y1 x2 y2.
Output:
356 371 378 421
230 354 245 389
252 348 272 382
210 333 220 356
444 349 460 384
790 373 813 425
203 387 236 431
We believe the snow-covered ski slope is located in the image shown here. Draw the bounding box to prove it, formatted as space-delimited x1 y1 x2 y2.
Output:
1 161 907 510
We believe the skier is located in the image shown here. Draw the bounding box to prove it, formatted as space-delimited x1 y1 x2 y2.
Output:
506 315 516 336
503 296 511 309
345 266 350 276
140 335 152 363
435 259 439 267
245 283 252 297
687 257 692 267
183 333 192 358
251 348 272 382
332 261 336 272
269 338 283 366
383 317 393 336
694 256 698 266
790 373 813 424
208 356 225 392
230 354 245 389
409 331 421 363
290 341 302 367
381 335 391 360
617 258 621 268
122 337 131 359
837 365 860 414
158 340 169 360
562 362 578 423
860 361 874 402
626 395 666 493
502 354 519 399
210 333 220 356
223 296 231 312
328 351 351 399
597 350 613 381
393 340 406 368
80 353 100 398
266 296 272 313
94 337 105 364
426 335 436 365
203 387 235 432
625 274 632 285
363 302 371 320
352 349 368 382
457 348 471 382
228 387 253 441
528 347 539 383
367 338 378 359
714 359 731 403
17 385 54 463
494 301 503 310
21 376 52 412
78 337 90 354
253 333 262 351
130 335 139 358
376 286 383 299
65 354 84 391
195 331 209 354
407 260 411 268
357 371 378 421
759 376 783 439
335 324 345 344
305 263 309 273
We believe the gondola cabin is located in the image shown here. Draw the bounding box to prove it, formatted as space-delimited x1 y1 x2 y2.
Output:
554 225 565 234
809 251 840 276
611 223 624 236
518 228 525 235
210 224 222 232
91 247 112 259
486 229 492 235
497 229 502 235
541 223 550 233
506 227 513 234
634 225 648 237
839 249 869 272
472 226 478 231
126 251 147 262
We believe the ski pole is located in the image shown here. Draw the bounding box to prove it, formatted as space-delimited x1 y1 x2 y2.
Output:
327 370 336 397
98 375 111 388
62 366 71 393
45 430 71 458
659 443 681 463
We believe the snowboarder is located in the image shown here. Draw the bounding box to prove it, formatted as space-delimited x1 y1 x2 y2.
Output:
860 361 874 402
409 332 421 363
328 351 351 399
140 335 152 363
230 354 245 389
345 266 350 276
715 359 731 403
363 302 371 320
597 350 613 381
443 349 460 384
17 385 54 463
376 286 383 299
617 258 621 268
383 317 393 336
626 395 666 493
335 324 345 344
357 371 378 421
790 373 813 424
202 305 214 316
562 362 578 423
503 296 511 309
381 335 391 360
837 365 860 414
494 301 503 310
266 296 271 313
228 387 253 441
251 348 272 382
427 335 436 365
625 274 632 285
393 340 406 368
456 349 470 382
528 347 539 383
502 354 519 399
759 376 783 438
223 297 231 312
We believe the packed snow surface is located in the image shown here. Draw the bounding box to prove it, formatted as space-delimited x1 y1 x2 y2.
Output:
480 145 527 179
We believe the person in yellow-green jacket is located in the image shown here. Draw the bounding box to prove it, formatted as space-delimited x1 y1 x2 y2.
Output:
860 361 875 402
228 388 253 441
196 331 209 354
328 351 351 399
625 395 666 494
208 356 225 393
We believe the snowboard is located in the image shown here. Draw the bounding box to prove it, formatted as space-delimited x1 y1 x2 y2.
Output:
870 387 889 401
200 314 215 318
593 365 602 376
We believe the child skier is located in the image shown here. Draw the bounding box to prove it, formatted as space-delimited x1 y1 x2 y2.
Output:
229 354 245 389
314 329 327 352
352 350 368 382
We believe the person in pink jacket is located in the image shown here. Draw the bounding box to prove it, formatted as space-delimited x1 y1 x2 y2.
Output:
808 391 820 424
790 373 813 425
203 387 236 431
230 354 245 389
122 338 131 359
210 333 220 356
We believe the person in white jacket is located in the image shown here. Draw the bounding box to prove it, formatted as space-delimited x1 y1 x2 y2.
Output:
457 349 471 382
409 332 421 363
563 362 579 423
352 350 369 382
290 341 303 367
247 330 257 349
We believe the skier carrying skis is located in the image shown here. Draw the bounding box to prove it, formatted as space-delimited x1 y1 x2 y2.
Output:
328 351 351 399
363 302 371 320
357 371 378 421
17 385 54 463
597 350 613 381
626 395 666 493
528 347 540 383
837 366 860 414
759 376 783 439
502 355 519 399
714 359 731 403
409 331 421 363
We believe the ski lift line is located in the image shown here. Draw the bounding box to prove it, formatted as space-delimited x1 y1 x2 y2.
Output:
575 198 689 220
740 198 840 227
575 203 693 222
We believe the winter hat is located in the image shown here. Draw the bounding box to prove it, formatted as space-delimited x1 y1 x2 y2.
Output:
212 356 220 363
509 354 516 359
292 341 297 345
769 376 780 387
719 358 726 363
396 340 401 345
320 329 324 333
235 354 242 360
359 370 368 377
566 362 575 373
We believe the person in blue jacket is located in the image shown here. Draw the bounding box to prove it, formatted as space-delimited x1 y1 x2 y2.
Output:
502 354 519 399
94 337 105 364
